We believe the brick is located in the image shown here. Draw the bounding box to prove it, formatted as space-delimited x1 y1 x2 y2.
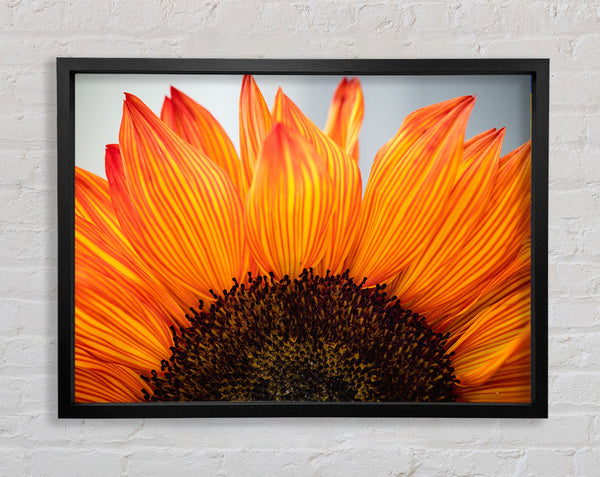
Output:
1 228 54 262
405 38 482 56
63 419 145 444
63 1 114 30
0 38 69 67
0 449 33 477
0 335 56 375
592 416 600 445
2 298 55 336
0 188 57 227
551 112 588 143
0 149 55 189
551 70 600 108
550 189 598 220
0 109 50 148
403 419 501 446
215 1 311 35
551 332 600 369
550 145 600 185
551 373 600 407
548 226 582 257
223 449 321 476
0 377 46 414
312 448 414 476
573 34 600 67
30 450 122 477
413 449 522 477
549 297 600 328
12 0 66 32
308 2 357 32
548 261 600 297
543 1 600 35
220 447 415 477
12 68 58 106
63 36 180 57
126 449 223 477
0 1 14 27
95 1 169 33
409 3 454 32
138 419 354 449
0 414 58 447
453 2 502 33
356 4 403 33
478 37 577 72
582 226 600 256
165 1 219 30
520 449 576 476
575 448 600 476
0 267 56 299
495 415 589 445
587 113 600 145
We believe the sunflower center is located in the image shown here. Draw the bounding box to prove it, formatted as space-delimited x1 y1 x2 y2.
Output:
141 269 458 402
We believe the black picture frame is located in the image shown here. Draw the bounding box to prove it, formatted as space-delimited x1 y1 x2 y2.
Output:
57 58 549 419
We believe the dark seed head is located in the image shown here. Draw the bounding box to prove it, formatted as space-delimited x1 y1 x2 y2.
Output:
142 268 458 402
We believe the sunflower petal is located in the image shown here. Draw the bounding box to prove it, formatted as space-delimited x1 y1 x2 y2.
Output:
75 349 151 403
436 239 531 336
434 241 531 401
76 215 181 371
161 87 244 193
107 94 249 306
391 128 523 321
272 89 362 275
349 96 475 286
433 141 531 321
449 282 530 388
76 162 184 320
239 75 272 193
245 123 335 278
454 351 531 402
75 165 131 250
323 77 364 162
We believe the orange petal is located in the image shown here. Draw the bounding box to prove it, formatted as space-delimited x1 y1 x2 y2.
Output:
108 94 249 307
245 123 336 278
435 141 531 320
75 349 151 403
76 163 184 322
448 283 530 388
75 166 132 251
272 89 362 275
463 127 496 151
323 77 364 162
160 94 176 126
454 351 531 402
435 238 531 336
239 75 272 193
459 128 497 175
453 324 531 388
390 128 526 321
161 87 244 194
348 96 475 286
76 214 181 372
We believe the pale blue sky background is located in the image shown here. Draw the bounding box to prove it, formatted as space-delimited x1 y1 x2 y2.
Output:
75 73 531 188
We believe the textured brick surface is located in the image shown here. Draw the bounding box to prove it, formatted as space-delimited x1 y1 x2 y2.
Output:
0 0 599 475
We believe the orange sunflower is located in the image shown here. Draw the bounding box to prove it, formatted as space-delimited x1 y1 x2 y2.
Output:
75 76 531 403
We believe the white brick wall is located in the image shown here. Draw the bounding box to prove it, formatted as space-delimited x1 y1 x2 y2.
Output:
1 0 598 475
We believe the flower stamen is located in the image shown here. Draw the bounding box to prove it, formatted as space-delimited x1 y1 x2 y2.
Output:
142 269 458 402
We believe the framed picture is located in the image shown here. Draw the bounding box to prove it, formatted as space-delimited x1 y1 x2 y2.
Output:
57 58 548 418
